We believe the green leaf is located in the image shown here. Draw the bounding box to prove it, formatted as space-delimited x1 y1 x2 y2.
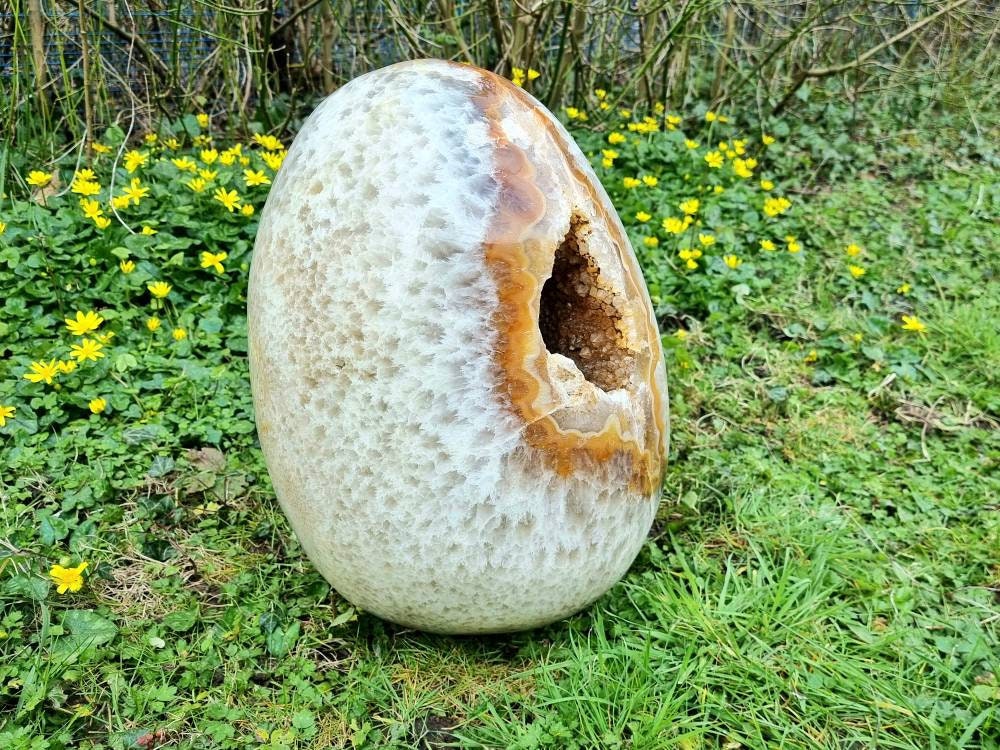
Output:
62 610 118 647
163 608 199 633
266 621 300 657
4 574 50 601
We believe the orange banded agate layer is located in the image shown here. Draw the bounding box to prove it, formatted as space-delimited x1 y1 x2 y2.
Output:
248 60 669 634
473 69 667 497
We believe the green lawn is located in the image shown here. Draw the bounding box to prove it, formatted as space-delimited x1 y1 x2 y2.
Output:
1 94 998 749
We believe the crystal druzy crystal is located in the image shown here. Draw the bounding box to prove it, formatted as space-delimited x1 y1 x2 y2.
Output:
248 59 668 634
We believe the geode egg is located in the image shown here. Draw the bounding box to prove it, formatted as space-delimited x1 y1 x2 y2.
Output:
248 59 668 634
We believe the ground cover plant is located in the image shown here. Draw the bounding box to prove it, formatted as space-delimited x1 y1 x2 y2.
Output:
0 77 998 748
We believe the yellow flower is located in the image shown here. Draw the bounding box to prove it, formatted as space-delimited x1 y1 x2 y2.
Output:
760 239 776 251
49 562 89 594
705 111 717 122
678 247 703 270
804 349 818 364
763 196 792 217
172 327 187 341
144 133 158 145
27 170 53 187
666 114 682 127
684 139 699 149
760 179 774 191
723 254 742 269
510 67 525 86
244 169 270 187
601 149 619 161
57 359 77 374
65 310 104 336
261 151 285 171
845 243 862 257
187 178 207 193
787 239 802 253
698 233 716 247
745 157 757 169
0 405 14 427
718 141 729 152
733 158 754 179
713 185 725 194
643 236 659 248
852 333 864 343
240 156 250 166
718 114 730 123
123 178 150 205
70 338 105 362
601 158 613 168
200 148 219 165
848 264 865 278
171 157 197 172
196 113 209 128
674 329 688 340
527 69 540 81
24 360 60 384
662 217 685 234
252 133 285 151
213 188 241 212
88 397 106 414
94 216 111 230
193 134 211 147
79 198 103 221
201 250 228 274
901 315 927 333
71 177 101 196
0 221 6 235
164 137 181 150
123 150 148 173
92 142 111 154
635 211 651 223
148 281 172 298
623 177 641 189
96 331 115 345
219 152 236 166
762 134 776 145
141 225 157 236
112 195 131 210
120 259 136 274
641 175 658 187
897 282 911 294
146 316 161 332
704 151 724 168
608 132 626 145
733 139 747 155
241 204 255 217
198 168 218 182
679 198 699 215
654 102 665 114
565 107 587 121
594 88 607 100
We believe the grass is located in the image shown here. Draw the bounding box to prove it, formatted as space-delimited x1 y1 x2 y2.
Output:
0 87 998 749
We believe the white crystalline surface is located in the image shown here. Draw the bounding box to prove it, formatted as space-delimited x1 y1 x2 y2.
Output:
248 60 665 634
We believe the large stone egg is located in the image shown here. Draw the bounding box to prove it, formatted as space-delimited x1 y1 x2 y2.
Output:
248 59 668 634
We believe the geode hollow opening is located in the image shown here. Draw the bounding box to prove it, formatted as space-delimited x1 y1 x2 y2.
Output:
538 213 634 393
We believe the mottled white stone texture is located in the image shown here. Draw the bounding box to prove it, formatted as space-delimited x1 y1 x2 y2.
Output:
248 59 668 634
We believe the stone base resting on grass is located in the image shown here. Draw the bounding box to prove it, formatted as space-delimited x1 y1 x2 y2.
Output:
247 60 668 634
